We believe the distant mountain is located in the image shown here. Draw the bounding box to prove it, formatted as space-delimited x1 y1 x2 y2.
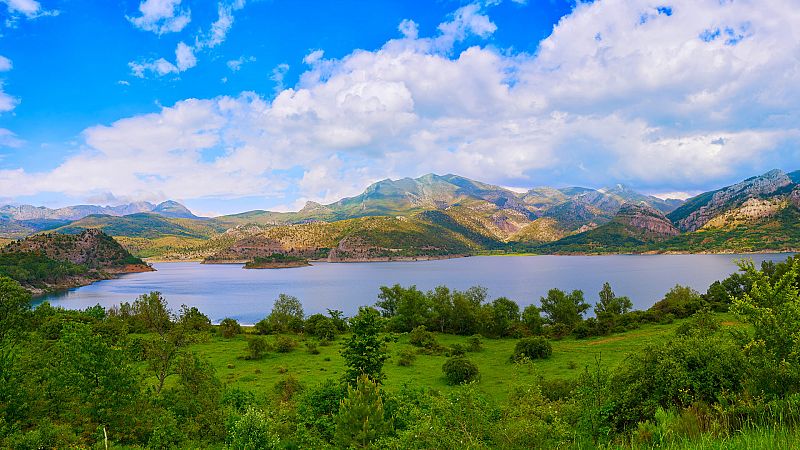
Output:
53 213 224 239
537 203 679 254
0 200 197 223
667 169 794 232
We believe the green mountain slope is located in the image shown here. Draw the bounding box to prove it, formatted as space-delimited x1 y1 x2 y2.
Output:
54 213 225 239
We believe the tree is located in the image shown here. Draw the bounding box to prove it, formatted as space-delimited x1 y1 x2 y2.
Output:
376 284 430 332
450 286 487 335
651 285 704 318
219 318 242 338
521 304 544 335
732 257 800 398
178 305 211 332
132 291 172 335
539 289 589 329
489 297 520 337
228 406 280 450
341 307 390 384
594 283 633 333
334 375 393 448
427 285 452 333
0 276 31 341
267 294 304 333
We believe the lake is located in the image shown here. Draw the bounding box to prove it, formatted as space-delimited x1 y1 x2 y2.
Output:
37 254 792 324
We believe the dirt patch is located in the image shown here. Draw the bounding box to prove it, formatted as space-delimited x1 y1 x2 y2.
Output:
721 321 738 326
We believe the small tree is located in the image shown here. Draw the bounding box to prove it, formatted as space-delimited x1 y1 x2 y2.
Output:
341 307 390 384
228 406 280 450
334 375 393 448
521 304 544 335
219 318 242 338
267 294 305 333
540 288 589 330
595 282 633 317
489 297 520 337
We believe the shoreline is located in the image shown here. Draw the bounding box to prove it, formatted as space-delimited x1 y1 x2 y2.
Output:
145 249 798 263
29 263 155 297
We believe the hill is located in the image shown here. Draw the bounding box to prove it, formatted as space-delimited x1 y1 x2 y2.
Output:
0 229 153 292
536 203 680 254
0 199 198 238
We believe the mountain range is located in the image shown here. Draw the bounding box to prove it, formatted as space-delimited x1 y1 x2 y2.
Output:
0 169 798 260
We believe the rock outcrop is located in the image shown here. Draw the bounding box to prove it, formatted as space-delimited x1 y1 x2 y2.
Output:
669 169 793 232
615 203 680 237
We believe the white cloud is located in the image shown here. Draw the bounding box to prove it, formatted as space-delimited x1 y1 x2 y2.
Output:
0 128 22 147
130 41 196 78
128 0 190 35
270 63 289 92
303 50 324 65
197 1 246 49
227 55 255 71
0 56 11 72
175 42 196 71
7 0 800 205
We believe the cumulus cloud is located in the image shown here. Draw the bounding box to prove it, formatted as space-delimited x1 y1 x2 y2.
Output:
8 0 800 206
130 1 246 77
128 0 190 35
270 63 289 92
130 41 196 78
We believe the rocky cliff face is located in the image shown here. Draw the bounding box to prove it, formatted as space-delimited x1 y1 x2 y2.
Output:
615 203 680 237
669 169 793 232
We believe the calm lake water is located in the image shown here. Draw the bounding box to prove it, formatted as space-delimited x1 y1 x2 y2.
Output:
37 254 792 324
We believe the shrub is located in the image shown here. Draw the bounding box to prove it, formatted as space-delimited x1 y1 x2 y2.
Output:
275 336 298 353
409 325 439 349
397 348 416 366
335 375 393 448
306 314 337 340
512 336 552 361
274 374 304 402
467 335 483 352
246 336 270 360
306 341 320 355
219 318 242 338
448 343 467 357
442 356 480 385
254 317 271 335
227 406 280 450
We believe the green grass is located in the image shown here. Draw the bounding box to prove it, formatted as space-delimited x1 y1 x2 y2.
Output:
188 319 692 401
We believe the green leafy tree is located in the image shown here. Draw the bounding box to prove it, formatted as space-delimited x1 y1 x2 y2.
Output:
334 374 393 448
594 283 633 332
732 257 800 398
489 297 520 337
0 276 31 341
521 304 544 335
228 406 280 450
450 286 487 335
219 318 242 338
341 307 390 384
427 285 453 333
376 284 430 332
267 294 305 333
539 288 589 329
651 285 704 319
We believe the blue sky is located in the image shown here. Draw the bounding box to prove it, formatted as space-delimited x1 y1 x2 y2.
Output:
0 0 798 216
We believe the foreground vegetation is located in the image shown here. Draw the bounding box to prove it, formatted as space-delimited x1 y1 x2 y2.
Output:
1 256 799 448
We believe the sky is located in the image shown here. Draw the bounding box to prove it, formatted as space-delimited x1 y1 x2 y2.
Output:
0 0 799 216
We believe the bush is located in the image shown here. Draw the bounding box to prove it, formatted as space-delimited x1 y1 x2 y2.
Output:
306 314 337 340
274 374 304 402
512 336 552 361
246 336 270 360
397 348 416 366
227 406 280 450
409 325 439 350
448 343 467 357
254 317 271 335
467 335 483 352
219 318 242 338
275 335 298 353
306 341 320 355
442 356 480 385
